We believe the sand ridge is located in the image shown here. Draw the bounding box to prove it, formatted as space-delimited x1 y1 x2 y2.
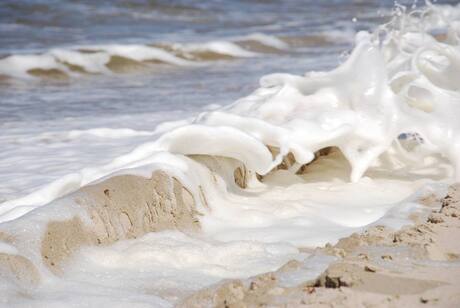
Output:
0 170 201 282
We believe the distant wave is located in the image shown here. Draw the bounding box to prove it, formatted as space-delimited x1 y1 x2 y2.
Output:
0 33 290 80
11 128 155 144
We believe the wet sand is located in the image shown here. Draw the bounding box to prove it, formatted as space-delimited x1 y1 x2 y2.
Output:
180 184 460 307
1 171 459 307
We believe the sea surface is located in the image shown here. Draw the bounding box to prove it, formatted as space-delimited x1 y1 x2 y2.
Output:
1 0 456 202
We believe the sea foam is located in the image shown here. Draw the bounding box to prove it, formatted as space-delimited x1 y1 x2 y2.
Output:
2 3 458 220
0 3 459 307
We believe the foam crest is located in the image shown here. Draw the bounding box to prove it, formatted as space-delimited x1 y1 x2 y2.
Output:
0 54 69 79
0 44 195 79
0 34 289 80
58 128 154 140
237 33 289 50
170 41 258 58
186 4 460 182
83 44 194 66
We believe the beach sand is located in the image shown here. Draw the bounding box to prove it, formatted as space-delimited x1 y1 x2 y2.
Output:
179 184 460 307
1 171 459 307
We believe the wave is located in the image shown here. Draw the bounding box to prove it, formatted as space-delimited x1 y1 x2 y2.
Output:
41 128 154 142
0 34 289 80
0 2 458 220
1 3 459 306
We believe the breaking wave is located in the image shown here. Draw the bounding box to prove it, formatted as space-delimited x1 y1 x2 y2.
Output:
1 3 459 220
0 34 289 80
1 3 460 306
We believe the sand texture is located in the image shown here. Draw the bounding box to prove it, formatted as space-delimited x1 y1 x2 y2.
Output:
1 167 459 307
0 170 200 280
179 184 460 307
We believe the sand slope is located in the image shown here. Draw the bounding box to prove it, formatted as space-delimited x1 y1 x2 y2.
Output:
0 170 199 285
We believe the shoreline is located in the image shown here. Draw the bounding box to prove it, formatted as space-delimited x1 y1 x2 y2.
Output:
180 184 460 307
0 159 457 307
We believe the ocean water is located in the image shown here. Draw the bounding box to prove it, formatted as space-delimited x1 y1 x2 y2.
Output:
1 0 457 200
0 0 430 200
1 1 460 307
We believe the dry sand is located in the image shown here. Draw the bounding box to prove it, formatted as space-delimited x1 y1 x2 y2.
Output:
179 184 460 308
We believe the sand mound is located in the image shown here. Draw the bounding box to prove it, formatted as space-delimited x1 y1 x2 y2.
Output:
0 170 199 283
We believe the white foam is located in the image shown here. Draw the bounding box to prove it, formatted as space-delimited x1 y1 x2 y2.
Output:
82 44 194 66
10 128 154 144
66 230 301 285
237 33 289 50
0 54 68 79
0 242 18 255
173 40 258 57
0 37 263 79
1 3 460 306
192 149 447 246
49 49 111 74
0 230 302 307
66 128 154 139
1 4 459 223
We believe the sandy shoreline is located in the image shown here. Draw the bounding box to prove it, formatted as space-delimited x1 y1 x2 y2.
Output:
180 184 460 307
0 168 458 307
